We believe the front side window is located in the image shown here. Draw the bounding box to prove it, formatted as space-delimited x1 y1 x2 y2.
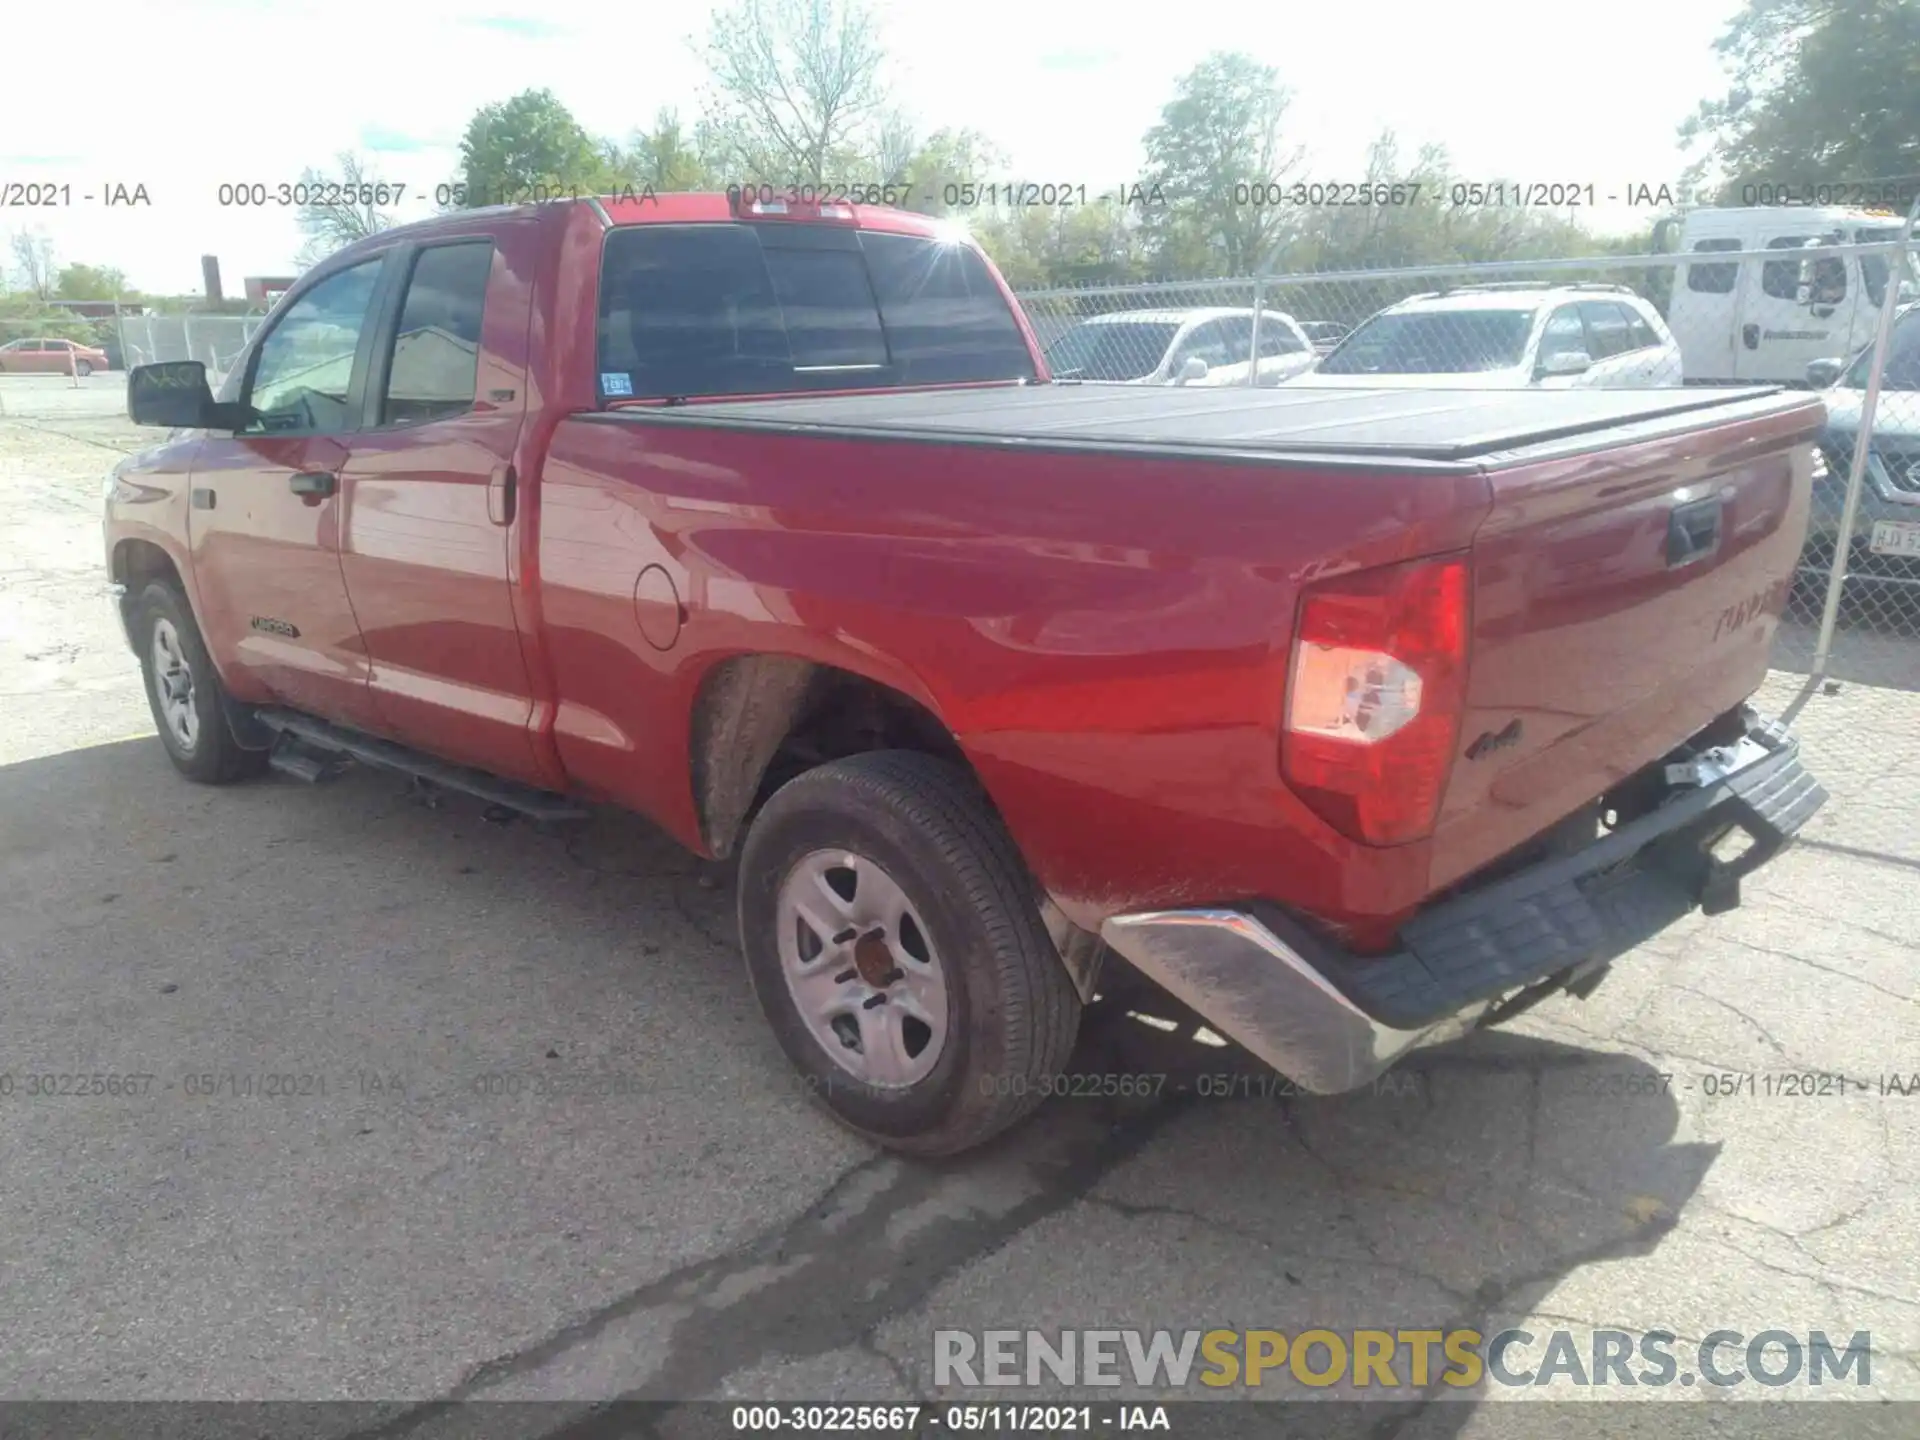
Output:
244 258 385 434
1577 301 1634 360
1536 307 1590 367
1844 310 1920 390
381 241 492 425
596 222 1032 400
1761 235 1818 300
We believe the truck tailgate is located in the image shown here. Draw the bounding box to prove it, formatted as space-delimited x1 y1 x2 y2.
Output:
1431 387 1827 892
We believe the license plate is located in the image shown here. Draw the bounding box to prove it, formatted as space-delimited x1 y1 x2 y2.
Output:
1869 520 1920 557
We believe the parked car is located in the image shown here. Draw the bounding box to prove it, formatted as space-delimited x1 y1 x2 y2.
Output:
1293 284 1685 388
1298 320 1350 355
106 191 1826 1157
1798 303 1920 605
1660 205 1916 386
0 336 110 376
1043 307 1318 386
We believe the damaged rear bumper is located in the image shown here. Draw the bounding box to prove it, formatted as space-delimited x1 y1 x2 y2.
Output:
1098 713 1826 1095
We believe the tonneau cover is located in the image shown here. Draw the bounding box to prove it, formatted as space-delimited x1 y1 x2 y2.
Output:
613 381 1793 464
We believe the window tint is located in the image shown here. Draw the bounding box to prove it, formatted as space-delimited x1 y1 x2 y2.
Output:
245 258 384 434
1577 301 1634 359
1687 238 1741 294
596 222 1032 400
1536 308 1589 366
857 231 1033 383
764 247 887 371
381 242 492 425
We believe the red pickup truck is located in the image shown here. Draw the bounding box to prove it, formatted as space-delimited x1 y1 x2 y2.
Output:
106 191 1828 1155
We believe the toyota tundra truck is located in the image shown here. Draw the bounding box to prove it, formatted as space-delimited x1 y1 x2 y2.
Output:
104 191 1828 1155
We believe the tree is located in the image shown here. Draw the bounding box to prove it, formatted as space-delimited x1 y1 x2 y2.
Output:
698 0 888 185
295 152 399 264
9 229 57 300
1137 52 1304 277
610 109 724 191
55 262 132 303
1681 0 1920 203
456 89 615 207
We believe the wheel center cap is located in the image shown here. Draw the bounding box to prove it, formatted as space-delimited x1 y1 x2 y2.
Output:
852 928 896 988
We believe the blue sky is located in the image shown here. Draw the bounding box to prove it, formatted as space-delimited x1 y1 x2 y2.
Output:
2 0 1745 295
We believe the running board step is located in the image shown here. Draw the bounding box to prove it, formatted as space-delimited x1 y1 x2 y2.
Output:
253 708 589 822
268 732 349 784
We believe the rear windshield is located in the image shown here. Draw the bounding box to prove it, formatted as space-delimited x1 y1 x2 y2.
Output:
1044 321 1181 381
596 223 1035 400
1317 309 1535 375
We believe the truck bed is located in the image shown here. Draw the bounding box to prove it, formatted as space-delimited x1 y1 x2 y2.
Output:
614 381 1793 465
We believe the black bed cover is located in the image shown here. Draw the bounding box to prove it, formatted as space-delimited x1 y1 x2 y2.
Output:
607 381 1808 467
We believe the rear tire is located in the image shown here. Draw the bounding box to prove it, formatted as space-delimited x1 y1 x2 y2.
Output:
133 581 268 784
736 750 1082 1156
75 360 93 378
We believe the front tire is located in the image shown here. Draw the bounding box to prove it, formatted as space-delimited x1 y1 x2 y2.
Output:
736 751 1082 1156
133 581 267 783
75 360 94 378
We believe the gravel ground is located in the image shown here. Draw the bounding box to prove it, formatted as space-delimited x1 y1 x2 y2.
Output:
2 373 1917 1436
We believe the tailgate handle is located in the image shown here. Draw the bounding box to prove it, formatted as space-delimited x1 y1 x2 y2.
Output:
1666 496 1723 567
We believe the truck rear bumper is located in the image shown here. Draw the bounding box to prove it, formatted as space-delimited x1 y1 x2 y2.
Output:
1098 712 1826 1095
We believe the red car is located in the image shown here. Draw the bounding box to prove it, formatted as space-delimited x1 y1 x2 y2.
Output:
0 335 109 375
103 192 1828 1155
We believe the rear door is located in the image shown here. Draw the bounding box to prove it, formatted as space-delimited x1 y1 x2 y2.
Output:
335 226 549 786
187 254 389 728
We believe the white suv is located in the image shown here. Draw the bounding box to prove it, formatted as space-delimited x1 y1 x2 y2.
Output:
1293 283 1685 388
1042 307 1319 387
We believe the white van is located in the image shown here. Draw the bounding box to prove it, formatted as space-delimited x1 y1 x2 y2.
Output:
1660 207 1914 385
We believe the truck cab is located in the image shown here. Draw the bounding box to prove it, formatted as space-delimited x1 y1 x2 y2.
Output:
1662 206 1915 385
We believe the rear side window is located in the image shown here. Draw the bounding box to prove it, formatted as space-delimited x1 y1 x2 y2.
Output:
1687 239 1741 294
381 241 492 425
597 223 1033 400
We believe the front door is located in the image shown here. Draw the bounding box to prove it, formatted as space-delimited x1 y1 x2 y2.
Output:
186 254 391 729
1735 231 1859 382
336 227 549 786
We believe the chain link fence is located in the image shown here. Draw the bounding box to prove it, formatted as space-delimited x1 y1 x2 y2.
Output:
114 313 266 387
1016 234 1920 862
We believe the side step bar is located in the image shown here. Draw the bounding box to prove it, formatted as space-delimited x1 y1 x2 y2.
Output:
253 707 590 822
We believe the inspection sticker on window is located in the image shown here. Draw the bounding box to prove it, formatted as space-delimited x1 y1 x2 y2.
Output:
600 372 634 397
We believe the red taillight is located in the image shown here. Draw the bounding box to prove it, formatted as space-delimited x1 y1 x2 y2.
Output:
1281 555 1471 846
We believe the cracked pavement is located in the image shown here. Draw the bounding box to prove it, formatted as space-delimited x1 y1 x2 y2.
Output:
2 376 1918 1434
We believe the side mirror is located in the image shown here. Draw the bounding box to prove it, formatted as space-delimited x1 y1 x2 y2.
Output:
1176 355 1210 384
126 361 252 430
1805 357 1845 388
1796 282 1813 307
1539 350 1593 377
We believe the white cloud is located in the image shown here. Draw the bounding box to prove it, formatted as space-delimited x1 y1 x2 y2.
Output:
1 0 1741 295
